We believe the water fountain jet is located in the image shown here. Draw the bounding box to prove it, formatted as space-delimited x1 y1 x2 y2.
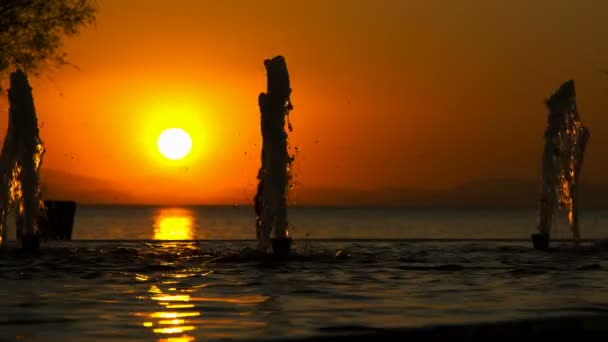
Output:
254 56 294 257
534 80 589 249
0 69 45 252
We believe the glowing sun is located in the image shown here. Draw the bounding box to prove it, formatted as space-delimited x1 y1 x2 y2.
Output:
157 128 192 160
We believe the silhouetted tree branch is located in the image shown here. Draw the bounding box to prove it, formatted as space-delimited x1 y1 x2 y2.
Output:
0 0 97 76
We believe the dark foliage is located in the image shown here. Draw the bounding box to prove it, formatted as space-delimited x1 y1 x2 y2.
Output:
0 0 96 76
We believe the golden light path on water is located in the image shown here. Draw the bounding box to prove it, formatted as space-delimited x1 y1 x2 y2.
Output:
136 281 199 341
153 208 196 240
133 241 270 341
135 209 270 340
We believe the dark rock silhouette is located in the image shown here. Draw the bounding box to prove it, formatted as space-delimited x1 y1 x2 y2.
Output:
531 232 550 250
254 56 294 254
535 80 589 249
36 200 77 240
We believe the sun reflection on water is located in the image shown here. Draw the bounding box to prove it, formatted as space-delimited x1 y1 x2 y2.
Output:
157 337 195 342
137 216 273 340
153 208 196 240
138 284 201 340
137 274 271 340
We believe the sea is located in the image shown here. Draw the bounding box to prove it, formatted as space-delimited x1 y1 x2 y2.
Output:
1 206 608 341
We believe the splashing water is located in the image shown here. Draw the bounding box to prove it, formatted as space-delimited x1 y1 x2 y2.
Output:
254 56 295 252
538 80 589 243
0 69 45 248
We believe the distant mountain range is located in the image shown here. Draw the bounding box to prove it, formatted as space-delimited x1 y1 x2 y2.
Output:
290 179 608 209
39 168 137 204
39 169 608 208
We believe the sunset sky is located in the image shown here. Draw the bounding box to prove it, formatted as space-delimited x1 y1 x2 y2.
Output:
2 0 608 205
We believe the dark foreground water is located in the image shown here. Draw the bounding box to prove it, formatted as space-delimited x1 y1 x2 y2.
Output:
1 240 608 341
1 207 608 340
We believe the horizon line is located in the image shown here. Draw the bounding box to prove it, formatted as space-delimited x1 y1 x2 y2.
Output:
55 202 608 210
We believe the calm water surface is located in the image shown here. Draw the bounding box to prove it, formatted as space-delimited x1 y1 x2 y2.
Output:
0 207 607 341
68 206 608 240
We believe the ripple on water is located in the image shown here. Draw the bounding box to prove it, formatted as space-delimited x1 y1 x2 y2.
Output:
0 240 608 340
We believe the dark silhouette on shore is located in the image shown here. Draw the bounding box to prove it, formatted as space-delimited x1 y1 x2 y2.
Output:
34 200 76 241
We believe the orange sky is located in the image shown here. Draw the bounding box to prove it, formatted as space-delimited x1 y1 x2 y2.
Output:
2 0 608 205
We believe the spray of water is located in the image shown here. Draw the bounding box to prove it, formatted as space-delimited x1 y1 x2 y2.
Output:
254 56 294 252
538 80 589 243
0 69 45 248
